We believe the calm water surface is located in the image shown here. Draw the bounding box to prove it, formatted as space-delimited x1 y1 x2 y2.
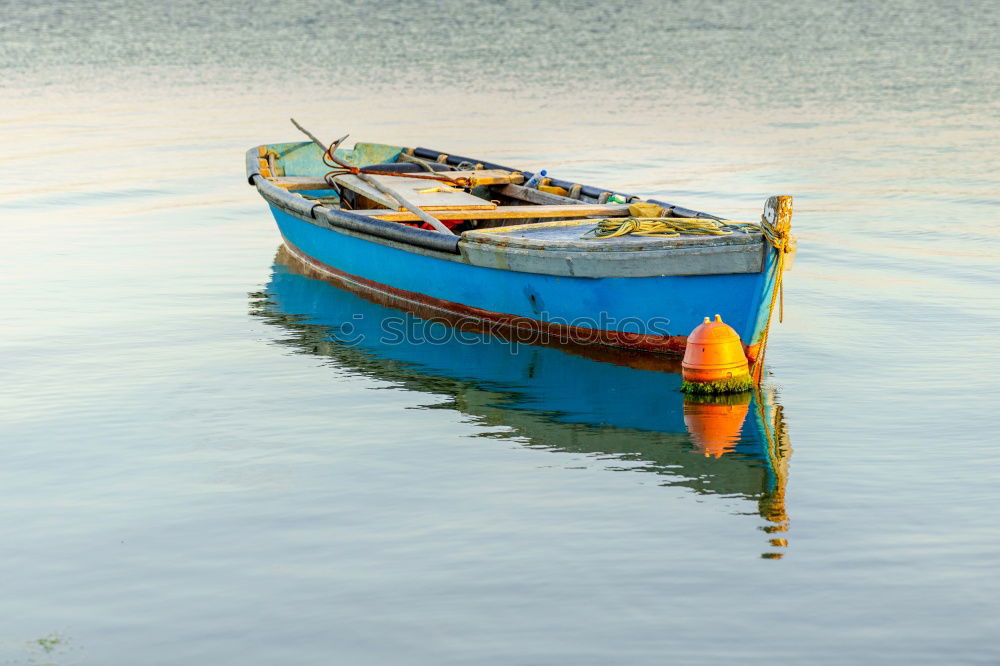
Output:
2 1 999 663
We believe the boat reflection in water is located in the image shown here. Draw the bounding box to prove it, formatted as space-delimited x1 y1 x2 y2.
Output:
250 247 793 558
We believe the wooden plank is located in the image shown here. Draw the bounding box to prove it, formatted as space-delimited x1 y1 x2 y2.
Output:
498 183 585 205
269 176 336 190
458 169 523 186
349 204 631 222
365 169 520 186
334 174 496 211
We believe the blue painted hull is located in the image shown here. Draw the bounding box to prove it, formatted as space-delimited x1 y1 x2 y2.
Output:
269 205 780 354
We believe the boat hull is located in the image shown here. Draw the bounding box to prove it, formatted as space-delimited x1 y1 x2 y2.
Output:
269 205 779 359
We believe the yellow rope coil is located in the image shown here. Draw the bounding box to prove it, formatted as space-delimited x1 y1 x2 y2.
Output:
583 216 743 239
582 201 758 239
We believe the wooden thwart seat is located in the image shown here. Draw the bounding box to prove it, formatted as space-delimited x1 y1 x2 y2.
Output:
349 203 631 222
332 174 496 211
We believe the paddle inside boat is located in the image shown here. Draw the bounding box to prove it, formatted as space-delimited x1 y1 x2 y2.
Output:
246 124 795 373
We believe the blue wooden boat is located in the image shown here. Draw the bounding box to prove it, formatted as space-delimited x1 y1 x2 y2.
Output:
246 134 793 364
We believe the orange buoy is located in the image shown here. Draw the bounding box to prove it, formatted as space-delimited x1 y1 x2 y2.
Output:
683 392 751 458
680 314 753 394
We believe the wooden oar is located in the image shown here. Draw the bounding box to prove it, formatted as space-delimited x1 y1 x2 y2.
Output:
290 119 454 235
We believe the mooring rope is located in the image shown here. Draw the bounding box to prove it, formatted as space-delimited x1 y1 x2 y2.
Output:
749 204 795 381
